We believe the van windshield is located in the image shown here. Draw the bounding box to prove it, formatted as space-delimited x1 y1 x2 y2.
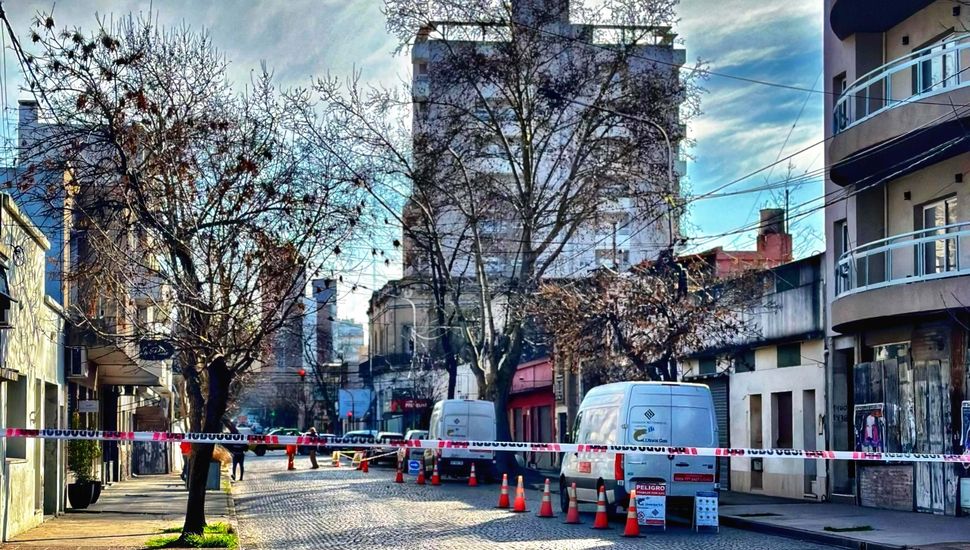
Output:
671 406 714 446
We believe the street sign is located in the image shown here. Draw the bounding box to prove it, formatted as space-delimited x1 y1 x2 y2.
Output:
139 339 175 361
636 482 666 530
694 491 719 532
408 460 421 475
78 400 98 413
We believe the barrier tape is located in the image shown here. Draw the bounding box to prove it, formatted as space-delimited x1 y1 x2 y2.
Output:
6 428 969 464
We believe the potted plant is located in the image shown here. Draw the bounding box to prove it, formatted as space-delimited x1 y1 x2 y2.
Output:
67 414 102 509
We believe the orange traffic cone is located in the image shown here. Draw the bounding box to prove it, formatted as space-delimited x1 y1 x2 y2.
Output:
395 462 404 484
622 488 640 537
361 458 369 473
564 482 581 524
468 463 478 487
416 466 426 485
537 478 555 518
286 445 296 471
511 475 527 513
496 473 510 508
431 459 441 486
332 452 340 468
591 487 610 529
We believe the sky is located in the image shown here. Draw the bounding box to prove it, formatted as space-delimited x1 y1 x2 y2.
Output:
0 0 825 328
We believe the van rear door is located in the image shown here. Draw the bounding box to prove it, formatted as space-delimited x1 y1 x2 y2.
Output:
443 403 493 461
668 385 717 497
625 386 672 490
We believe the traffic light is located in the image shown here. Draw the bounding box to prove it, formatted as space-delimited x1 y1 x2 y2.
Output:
297 368 306 382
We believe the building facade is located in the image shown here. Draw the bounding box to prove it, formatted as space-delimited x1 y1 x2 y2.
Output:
0 194 67 539
508 357 557 469
825 0 970 514
681 255 826 500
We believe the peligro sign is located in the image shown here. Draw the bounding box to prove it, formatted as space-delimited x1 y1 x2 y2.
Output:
5 428 969 464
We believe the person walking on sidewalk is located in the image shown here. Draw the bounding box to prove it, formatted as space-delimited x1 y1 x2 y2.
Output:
306 427 320 469
230 443 247 481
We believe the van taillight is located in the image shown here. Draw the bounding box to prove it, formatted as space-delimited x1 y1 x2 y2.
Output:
614 453 624 481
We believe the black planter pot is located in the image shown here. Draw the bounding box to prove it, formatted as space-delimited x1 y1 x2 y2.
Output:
90 481 103 504
67 482 94 509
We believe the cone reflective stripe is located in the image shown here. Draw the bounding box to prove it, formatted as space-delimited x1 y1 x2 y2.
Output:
468 463 478 487
431 459 441 486
591 487 610 529
511 475 527 513
537 478 554 518
564 483 581 524
622 487 640 537
496 473 510 508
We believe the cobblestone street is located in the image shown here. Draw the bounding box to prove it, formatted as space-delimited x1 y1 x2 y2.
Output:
234 455 838 549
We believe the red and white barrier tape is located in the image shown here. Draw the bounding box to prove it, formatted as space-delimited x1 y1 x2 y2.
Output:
5 428 967 464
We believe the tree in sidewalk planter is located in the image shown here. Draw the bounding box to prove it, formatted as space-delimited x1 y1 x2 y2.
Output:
310 0 701 446
67 413 102 509
533 250 764 383
7 12 364 540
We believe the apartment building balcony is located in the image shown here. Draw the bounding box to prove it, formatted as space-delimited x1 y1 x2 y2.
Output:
83 317 168 387
829 34 970 186
832 222 970 331
829 0 934 40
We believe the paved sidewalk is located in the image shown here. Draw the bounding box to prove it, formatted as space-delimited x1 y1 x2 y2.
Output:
720 493 970 550
0 473 233 550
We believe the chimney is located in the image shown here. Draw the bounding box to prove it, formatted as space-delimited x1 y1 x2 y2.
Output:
756 208 793 264
18 99 38 129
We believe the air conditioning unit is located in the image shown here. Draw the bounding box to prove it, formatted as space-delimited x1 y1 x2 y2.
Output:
66 347 89 379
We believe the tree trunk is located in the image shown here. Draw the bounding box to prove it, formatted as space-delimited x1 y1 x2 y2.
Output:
180 356 232 538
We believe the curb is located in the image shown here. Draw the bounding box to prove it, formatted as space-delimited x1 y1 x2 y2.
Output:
225 481 242 550
719 515 904 550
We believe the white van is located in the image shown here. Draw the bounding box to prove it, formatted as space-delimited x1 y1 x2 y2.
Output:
559 382 717 514
425 399 497 481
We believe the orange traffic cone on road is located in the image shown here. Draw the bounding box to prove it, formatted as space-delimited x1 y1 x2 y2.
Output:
622 488 640 537
564 483 581 524
591 487 610 529
395 462 404 484
431 459 441 486
286 445 296 471
511 475 527 513
361 458 369 473
496 473 510 508
468 463 478 487
332 452 340 468
416 466 426 485
537 478 555 518
353 452 362 470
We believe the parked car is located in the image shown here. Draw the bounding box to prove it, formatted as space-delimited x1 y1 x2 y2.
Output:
370 432 405 464
251 427 301 456
424 399 496 482
398 429 428 468
559 381 717 515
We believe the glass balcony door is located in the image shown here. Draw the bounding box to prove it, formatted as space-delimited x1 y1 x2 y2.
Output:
921 197 958 275
913 37 960 94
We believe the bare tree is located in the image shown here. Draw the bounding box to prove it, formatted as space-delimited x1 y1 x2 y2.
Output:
308 0 699 445
534 253 762 383
5 12 363 539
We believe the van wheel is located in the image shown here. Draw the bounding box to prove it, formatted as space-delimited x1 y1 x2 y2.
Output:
253 446 266 457
559 478 569 513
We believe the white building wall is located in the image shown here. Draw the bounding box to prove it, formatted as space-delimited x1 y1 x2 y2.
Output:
729 340 826 500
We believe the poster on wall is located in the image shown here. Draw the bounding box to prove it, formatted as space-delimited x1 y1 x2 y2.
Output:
961 401 970 451
854 403 886 452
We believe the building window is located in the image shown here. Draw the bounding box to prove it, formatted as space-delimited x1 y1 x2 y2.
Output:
774 264 800 292
874 341 910 361
833 72 847 131
919 196 958 275
699 357 716 375
734 350 755 373
6 377 27 459
777 342 801 368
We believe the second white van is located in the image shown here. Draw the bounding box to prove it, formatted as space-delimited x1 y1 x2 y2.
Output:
559 381 718 514
425 399 497 481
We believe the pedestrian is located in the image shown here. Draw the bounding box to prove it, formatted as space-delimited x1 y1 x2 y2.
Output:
307 427 320 469
179 441 191 482
230 443 246 481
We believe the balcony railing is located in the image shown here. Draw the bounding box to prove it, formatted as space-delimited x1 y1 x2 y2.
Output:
835 222 970 297
833 34 970 134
